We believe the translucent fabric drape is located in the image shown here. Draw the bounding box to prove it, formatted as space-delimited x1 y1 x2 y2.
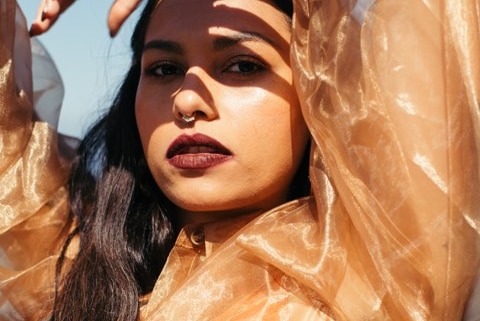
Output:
0 0 479 320
290 0 480 319
0 2 70 320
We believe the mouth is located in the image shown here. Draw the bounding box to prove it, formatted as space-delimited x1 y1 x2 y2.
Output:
167 133 233 169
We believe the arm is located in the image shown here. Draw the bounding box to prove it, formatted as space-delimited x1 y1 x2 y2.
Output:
291 0 479 318
0 2 72 319
0 0 33 174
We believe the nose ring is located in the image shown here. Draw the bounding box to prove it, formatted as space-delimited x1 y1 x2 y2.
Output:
181 112 196 123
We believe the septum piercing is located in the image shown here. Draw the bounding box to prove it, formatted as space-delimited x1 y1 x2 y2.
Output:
181 112 196 123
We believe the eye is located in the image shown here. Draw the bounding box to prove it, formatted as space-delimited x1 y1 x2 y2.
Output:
224 56 266 76
145 61 184 78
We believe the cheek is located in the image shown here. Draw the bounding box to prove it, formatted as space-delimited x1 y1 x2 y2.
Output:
236 90 308 170
135 97 154 157
268 98 308 179
136 80 172 137
135 88 171 172
250 87 307 147
135 111 174 193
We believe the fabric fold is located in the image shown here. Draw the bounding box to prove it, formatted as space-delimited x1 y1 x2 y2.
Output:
0 1 71 319
0 0 479 320
291 0 480 319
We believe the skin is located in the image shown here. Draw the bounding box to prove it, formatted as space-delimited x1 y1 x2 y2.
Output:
30 0 141 37
136 0 309 225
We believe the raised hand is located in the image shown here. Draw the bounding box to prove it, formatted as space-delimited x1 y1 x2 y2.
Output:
29 0 142 37
107 0 142 37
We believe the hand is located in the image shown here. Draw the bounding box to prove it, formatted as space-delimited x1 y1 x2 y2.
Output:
107 0 142 37
29 0 75 37
29 0 142 37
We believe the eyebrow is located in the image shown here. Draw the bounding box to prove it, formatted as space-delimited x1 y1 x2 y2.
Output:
142 31 280 55
143 40 184 55
212 31 278 51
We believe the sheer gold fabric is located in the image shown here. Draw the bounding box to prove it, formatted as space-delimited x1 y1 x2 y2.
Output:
290 0 480 319
0 1 71 320
1 0 480 320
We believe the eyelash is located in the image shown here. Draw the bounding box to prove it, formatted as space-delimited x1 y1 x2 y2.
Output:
145 60 185 78
222 55 267 76
144 55 267 80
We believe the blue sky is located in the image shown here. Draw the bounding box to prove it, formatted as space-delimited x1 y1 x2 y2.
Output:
17 1 141 138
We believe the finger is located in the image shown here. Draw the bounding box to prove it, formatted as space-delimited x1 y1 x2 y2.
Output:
29 0 76 37
30 0 57 36
107 0 141 37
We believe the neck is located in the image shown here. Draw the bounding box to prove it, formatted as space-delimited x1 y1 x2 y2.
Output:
176 207 264 226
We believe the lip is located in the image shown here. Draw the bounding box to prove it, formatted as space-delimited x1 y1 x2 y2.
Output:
167 133 233 169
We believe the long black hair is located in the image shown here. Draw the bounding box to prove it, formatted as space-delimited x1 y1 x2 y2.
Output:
50 1 303 320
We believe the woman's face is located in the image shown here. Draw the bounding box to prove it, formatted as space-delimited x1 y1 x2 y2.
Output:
136 0 309 223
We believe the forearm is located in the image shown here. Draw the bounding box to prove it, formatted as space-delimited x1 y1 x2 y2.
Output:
0 0 34 172
365 1 479 317
292 0 480 318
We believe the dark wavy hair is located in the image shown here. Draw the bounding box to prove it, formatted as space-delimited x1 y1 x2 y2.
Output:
50 0 304 320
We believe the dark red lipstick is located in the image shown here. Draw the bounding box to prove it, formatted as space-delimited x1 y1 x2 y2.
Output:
167 134 233 169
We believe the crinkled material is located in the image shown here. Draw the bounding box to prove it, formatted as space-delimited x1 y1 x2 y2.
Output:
290 0 480 319
0 2 70 320
1 0 479 320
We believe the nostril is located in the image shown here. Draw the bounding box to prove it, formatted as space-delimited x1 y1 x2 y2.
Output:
180 112 196 123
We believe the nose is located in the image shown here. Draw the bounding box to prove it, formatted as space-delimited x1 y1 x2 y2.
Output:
172 67 217 124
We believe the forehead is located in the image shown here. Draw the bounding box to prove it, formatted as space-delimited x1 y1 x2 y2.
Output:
145 0 290 43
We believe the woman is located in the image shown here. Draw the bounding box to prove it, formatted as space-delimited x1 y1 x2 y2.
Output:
1 0 479 320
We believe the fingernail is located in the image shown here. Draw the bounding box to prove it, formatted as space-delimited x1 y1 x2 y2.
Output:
29 24 39 37
41 1 49 21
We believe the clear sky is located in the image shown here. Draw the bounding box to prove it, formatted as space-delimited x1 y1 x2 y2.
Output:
16 1 141 138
